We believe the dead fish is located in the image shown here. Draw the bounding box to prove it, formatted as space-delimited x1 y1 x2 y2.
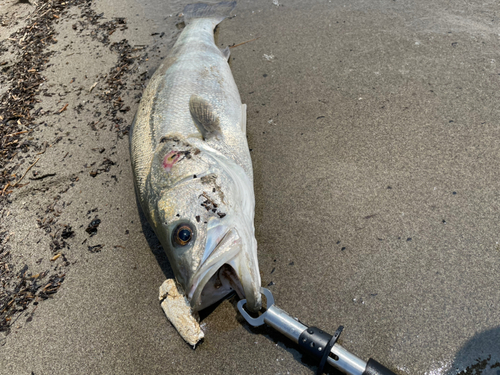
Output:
130 1 262 321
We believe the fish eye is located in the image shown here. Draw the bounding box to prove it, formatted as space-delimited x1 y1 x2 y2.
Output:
173 224 194 246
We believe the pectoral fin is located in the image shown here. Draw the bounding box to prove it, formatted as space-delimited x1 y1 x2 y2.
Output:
189 95 222 140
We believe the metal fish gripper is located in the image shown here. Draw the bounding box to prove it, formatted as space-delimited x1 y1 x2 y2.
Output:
238 288 397 375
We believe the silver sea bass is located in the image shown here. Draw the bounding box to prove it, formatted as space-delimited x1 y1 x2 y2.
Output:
130 1 262 316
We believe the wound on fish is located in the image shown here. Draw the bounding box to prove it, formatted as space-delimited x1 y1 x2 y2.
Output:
163 151 182 171
163 150 192 171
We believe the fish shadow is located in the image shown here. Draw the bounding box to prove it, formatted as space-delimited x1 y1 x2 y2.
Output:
445 326 500 375
135 195 174 280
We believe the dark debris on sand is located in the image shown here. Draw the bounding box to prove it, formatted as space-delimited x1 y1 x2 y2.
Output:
0 0 74 197
0 0 145 336
0 256 65 334
0 0 137 197
0 193 74 334
85 218 101 236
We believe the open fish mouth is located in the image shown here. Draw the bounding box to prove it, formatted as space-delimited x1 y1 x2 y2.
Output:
187 227 261 312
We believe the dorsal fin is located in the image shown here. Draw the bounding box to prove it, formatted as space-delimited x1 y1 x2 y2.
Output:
189 95 222 140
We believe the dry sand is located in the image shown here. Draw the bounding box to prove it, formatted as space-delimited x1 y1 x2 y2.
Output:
1 0 500 374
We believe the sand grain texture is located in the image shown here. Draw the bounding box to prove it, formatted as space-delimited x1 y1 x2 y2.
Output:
1 0 499 374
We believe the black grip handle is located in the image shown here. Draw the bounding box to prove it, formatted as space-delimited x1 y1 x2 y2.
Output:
362 358 397 375
297 326 344 375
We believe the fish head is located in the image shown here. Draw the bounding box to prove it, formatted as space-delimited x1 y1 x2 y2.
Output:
147 138 262 313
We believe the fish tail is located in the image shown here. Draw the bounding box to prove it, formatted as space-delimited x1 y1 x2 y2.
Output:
182 1 236 25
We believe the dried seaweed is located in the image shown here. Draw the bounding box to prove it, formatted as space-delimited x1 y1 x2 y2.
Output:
89 158 115 177
0 0 77 196
0 260 65 334
85 218 101 236
0 0 133 196
0 0 146 336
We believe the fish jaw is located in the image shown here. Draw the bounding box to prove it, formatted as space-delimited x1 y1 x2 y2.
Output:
187 225 262 312
225 244 262 313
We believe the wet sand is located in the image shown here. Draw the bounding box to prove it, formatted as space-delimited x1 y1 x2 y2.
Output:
1 0 500 374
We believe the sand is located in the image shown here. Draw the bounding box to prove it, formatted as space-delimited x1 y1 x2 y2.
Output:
1 0 499 374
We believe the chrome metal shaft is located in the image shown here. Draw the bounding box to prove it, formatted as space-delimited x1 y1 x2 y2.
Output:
263 304 366 375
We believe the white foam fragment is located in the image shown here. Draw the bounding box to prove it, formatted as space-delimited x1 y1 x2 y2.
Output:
159 279 204 347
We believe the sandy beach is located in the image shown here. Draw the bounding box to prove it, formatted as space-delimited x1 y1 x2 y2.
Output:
1 0 500 374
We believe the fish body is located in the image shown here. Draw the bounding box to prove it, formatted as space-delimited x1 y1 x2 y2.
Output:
130 1 261 313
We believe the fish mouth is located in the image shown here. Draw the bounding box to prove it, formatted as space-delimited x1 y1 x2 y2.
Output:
187 227 261 312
